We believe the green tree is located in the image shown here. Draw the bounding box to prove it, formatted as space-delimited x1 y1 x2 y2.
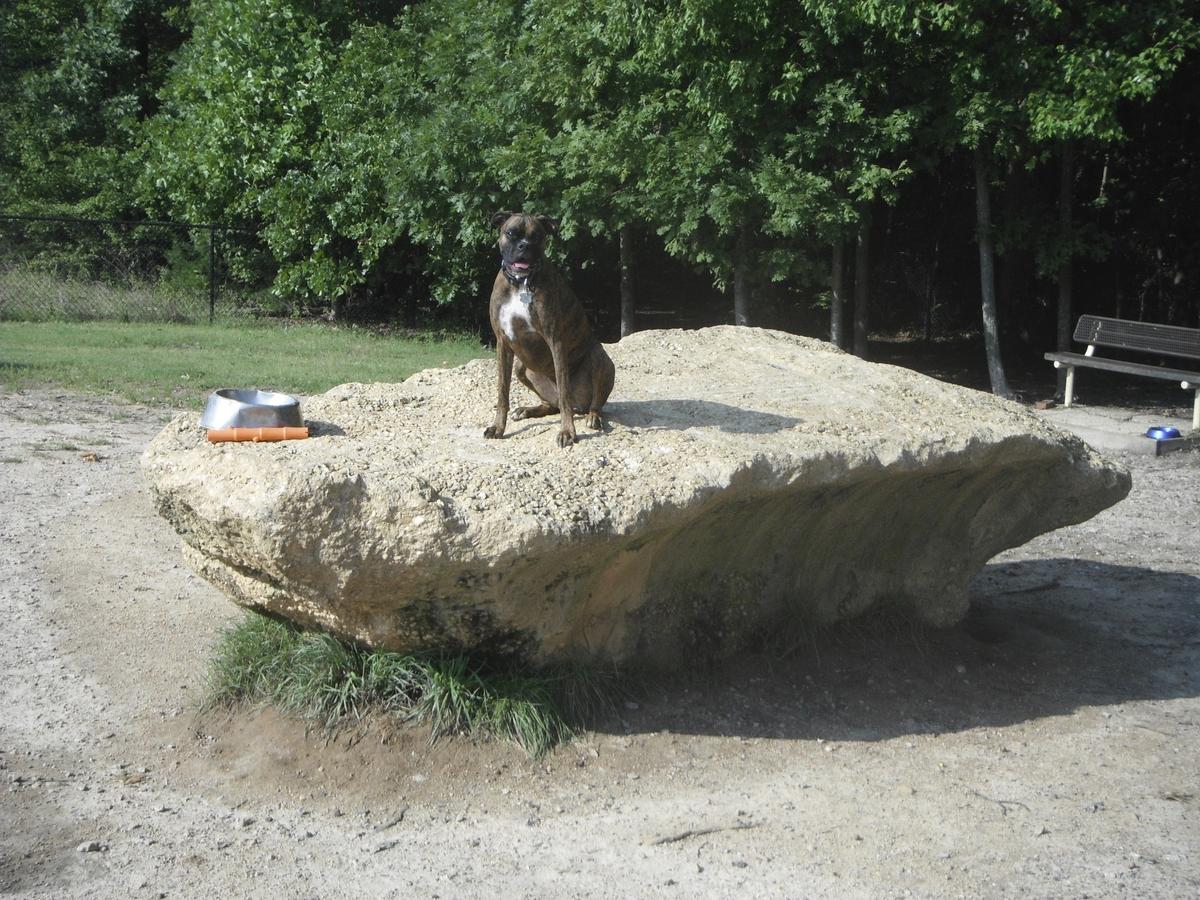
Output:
864 0 1197 396
0 0 186 216
87 0 1194 338
138 0 335 293
1024 2 1197 393
142 0 531 313
511 0 918 334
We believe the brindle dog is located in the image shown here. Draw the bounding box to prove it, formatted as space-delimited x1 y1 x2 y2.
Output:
483 212 615 448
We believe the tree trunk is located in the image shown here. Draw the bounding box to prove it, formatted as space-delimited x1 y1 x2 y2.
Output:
403 290 417 329
619 225 636 338
830 240 846 348
973 144 1013 398
1055 140 1076 398
853 210 870 359
923 233 940 341
923 175 946 341
997 165 1017 333
733 231 751 326
999 162 1040 349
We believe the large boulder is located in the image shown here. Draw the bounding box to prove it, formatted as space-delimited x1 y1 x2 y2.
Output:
143 326 1129 667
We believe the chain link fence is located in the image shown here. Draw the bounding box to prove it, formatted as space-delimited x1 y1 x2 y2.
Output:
0 214 270 323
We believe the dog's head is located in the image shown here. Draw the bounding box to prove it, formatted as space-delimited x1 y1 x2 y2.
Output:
493 211 558 279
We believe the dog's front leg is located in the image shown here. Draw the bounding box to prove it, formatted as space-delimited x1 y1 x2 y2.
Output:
550 341 576 448
484 341 514 439
584 345 614 431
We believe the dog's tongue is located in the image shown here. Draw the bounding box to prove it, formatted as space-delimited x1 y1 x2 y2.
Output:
511 261 530 271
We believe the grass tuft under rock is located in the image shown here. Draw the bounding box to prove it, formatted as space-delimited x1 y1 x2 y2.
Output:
205 612 621 757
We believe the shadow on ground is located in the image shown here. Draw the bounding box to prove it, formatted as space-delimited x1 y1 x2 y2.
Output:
606 398 800 433
609 558 1200 743
155 557 1198 824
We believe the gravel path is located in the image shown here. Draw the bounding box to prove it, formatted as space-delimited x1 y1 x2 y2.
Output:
1 388 1197 898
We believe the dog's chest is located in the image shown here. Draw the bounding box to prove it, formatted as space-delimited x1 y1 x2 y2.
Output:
498 286 535 341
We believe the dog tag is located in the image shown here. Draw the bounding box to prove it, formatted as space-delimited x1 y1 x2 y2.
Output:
518 285 533 305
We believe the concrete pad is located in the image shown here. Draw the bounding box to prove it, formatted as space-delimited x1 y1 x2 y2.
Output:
1035 404 1197 456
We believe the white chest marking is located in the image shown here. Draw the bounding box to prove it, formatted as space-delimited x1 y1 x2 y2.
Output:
499 287 533 341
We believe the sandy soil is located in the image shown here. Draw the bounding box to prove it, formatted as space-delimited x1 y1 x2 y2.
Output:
1 387 1197 899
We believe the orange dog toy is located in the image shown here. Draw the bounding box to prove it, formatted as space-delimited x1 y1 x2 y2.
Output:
207 427 309 443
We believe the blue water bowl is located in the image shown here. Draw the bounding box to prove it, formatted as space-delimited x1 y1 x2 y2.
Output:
1145 425 1181 441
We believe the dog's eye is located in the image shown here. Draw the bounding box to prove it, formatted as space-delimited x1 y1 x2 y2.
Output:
505 229 519 239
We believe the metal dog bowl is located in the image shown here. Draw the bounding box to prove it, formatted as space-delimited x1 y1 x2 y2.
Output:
200 389 303 429
1145 425 1181 441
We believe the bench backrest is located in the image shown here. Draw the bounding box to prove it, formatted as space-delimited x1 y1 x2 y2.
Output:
1074 315 1200 360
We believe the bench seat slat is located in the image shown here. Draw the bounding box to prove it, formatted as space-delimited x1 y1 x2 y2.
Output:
1045 351 1200 384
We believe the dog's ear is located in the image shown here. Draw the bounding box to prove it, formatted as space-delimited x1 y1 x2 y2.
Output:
491 211 515 229
535 215 559 237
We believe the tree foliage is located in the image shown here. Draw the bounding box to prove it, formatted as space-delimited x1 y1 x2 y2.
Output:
0 0 187 216
3 0 1198 344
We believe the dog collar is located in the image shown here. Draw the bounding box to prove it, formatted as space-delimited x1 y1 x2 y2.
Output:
501 262 537 289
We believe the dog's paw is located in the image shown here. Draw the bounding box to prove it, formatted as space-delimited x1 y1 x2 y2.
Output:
483 425 504 439
556 428 576 448
511 407 530 421
583 411 602 430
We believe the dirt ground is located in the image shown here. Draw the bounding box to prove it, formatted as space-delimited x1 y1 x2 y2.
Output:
1 386 1197 899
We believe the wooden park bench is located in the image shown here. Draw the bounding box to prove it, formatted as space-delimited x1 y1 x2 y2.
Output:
1045 315 1200 431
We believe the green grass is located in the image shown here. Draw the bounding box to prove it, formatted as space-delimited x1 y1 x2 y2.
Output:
0 320 488 407
0 265 214 324
206 612 621 757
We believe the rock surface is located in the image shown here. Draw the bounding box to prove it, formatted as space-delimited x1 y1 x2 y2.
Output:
142 326 1130 667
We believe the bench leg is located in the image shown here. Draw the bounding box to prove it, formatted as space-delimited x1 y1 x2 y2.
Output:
1185 382 1199 432
1063 365 1075 408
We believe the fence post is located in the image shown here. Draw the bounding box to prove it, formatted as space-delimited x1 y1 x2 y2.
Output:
208 224 217 323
